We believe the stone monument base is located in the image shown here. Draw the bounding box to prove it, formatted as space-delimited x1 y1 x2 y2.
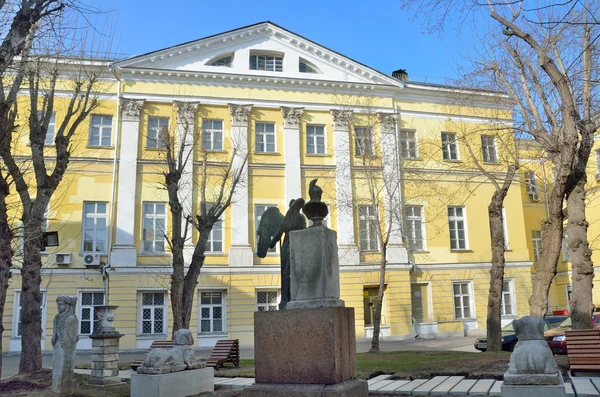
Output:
88 333 123 385
242 378 368 397
501 372 566 397
130 367 214 397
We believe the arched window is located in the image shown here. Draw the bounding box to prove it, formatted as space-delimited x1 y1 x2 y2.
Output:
299 58 319 73
208 54 233 67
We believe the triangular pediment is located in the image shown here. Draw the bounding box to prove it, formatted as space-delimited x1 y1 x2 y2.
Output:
114 22 402 87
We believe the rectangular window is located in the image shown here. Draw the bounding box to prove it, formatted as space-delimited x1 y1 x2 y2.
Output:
532 230 543 261
199 291 226 333
500 280 515 316
524 171 540 201
255 122 276 153
596 150 600 176
147 117 169 149
354 127 374 157
205 203 223 253
88 115 112 147
202 119 223 151
363 286 386 326
82 202 108 253
453 281 473 319
79 291 105 335
448 206 467 250
249 54 283 72
142 203 166 253
562 229 570 262
306 124 325 155
140 292 166 335
566 284 572 303
15 291 45 337
256 290 278 311
359 205 378 251
441 132 459 160
404 205 425 251
481 135 497 163
40 111 56 145
399 129 418 159
256 204 278 253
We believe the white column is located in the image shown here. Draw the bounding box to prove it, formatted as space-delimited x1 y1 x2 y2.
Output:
228 104 254 267
174 101 199 264
111 98 144 267
281 106 303 204
378 113 408 265
331 109 360 266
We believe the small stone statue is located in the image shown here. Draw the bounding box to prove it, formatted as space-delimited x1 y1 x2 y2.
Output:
138 329 206 374
505 316 559 385
52 295 79 395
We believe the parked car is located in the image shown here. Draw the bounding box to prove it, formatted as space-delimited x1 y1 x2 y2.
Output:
474 315 567 352
544 314 600 354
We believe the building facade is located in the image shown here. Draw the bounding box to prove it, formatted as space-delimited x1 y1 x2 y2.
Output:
3 22 535 352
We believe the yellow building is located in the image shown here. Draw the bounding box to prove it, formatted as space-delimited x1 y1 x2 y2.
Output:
3 22 533 352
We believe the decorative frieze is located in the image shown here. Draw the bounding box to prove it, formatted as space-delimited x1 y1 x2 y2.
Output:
121 98 145 122
331 110 353 130
281 106 304 129
228 104 252 126
378 112 397 134
174 101 199 126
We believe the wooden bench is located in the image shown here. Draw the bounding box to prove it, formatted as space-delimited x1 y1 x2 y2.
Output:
130 339 175 371
206 339 239 369
565 329 600 375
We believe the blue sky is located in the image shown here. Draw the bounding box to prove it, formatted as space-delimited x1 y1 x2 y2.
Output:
89 0 472 83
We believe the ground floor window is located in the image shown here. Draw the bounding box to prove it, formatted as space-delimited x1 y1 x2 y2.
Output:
363 286 386 326
14 291 46 337
453 281 474 319
500 280 515 316
256 290 278 311
79 291 105 335
139 292 167 335
199 291 226 333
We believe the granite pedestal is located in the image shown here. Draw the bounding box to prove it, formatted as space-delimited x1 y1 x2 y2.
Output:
88 334 123 385
501 372 567 397
130 367 214 397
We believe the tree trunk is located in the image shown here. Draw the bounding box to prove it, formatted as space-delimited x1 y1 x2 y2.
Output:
370 251 387 353
169 201 185 336
567 179 594 329
180 229 209 330
19 217 44 373
486 192 506 352
0 182 13 378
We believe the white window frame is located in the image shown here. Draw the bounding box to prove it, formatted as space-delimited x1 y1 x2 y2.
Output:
595 150 600 177
255 204 279 254
500 279 516 316
354 127 374 157
198 290 227 334
78 290 105 336
306 124 326 155
448 206 468 250
562 229 570 262
142 202 167 254
404 205 426 251
566 284 572 304
208 54 233 67
256 289 280 311
524 171 540 201
40 111 56 146
205 203 224 253
481 135 498 163
359 205 379 252
13 290 47 338
452 281 474 320
255 122 276 153
88 114 113 147
399 129 418 159
147 116 169 149
249 53 283 72
441 132 460 160
202 119 224 151
81 201 108 253
138 291 167 335
532 230 543 261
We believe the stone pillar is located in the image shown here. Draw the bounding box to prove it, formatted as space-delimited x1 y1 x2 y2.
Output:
378 113 408 265
281 106 303 204
331 109 360 266
227 104 254 267
111 98 144 267
89 305 123 385
174 101 199 264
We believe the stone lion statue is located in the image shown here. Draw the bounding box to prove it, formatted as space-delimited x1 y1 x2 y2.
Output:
137 329 206 374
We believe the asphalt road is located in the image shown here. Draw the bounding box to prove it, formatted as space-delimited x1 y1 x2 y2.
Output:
0 336 479 380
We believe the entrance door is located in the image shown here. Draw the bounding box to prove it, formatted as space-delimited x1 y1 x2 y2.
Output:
411 283 431 323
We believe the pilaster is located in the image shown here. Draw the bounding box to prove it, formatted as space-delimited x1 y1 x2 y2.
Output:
281 106 303 204
228 104 253 267
331 109 359 266
111 98 144 267
378 113 408 265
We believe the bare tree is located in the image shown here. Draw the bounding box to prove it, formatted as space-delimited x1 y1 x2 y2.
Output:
401 0 600 329
161 103 248 334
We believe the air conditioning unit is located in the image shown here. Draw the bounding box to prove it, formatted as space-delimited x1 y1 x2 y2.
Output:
55 253 72 265
83 253 101 266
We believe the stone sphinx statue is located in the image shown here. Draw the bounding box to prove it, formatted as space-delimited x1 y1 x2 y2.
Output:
137 329 206 374
505 316 560 385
